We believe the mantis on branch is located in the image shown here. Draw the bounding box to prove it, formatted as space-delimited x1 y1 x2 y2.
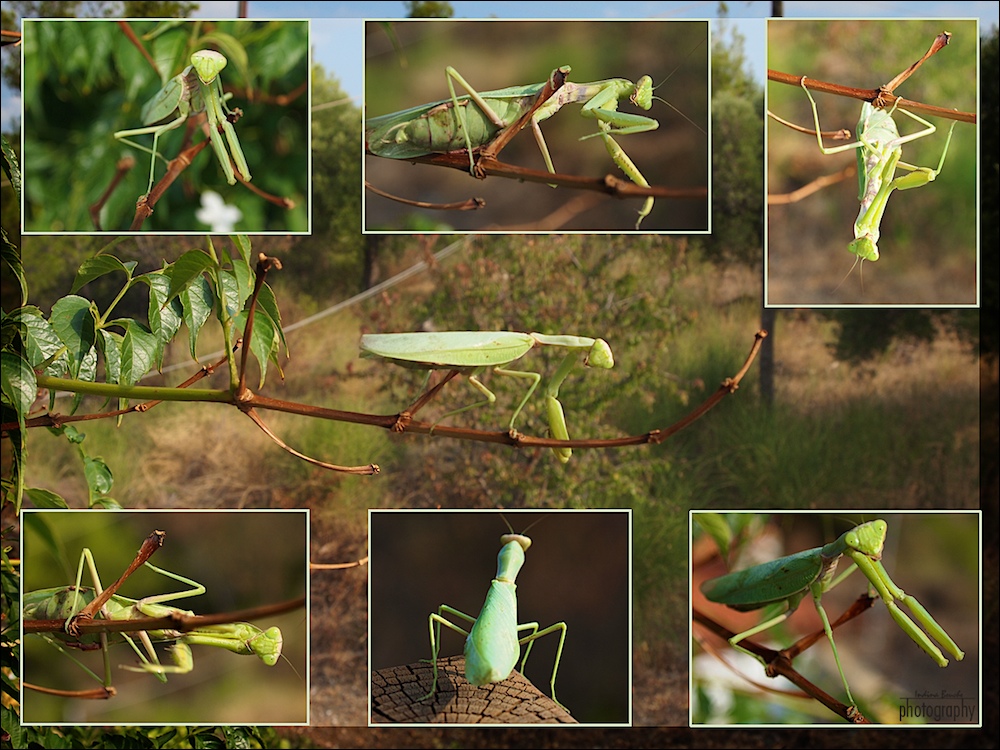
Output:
765 20 977 304
360 330 614 463
363 19 709 232
114 49 251 196
20 511 308 724
693 513 976 724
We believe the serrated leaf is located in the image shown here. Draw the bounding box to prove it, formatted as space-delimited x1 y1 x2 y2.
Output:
217 268 243 320
180 275 215 360
99 329 123 383
231 256 254 310
0 352 37 417
24 487 69 509
254 282 288 357
71 255 137 292
120 321 157 386
11 305 66 373
49 295 97 379
2 134 22 200
166 250 217 303
144 272 184 369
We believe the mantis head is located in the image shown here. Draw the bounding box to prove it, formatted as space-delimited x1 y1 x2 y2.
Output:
630 76 654 111
190 49 228 85
849 235 880 262
843 519 887 560
248 625 284 666
584 338 615 369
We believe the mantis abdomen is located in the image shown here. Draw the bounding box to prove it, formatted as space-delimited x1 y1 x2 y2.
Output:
464 578 520 685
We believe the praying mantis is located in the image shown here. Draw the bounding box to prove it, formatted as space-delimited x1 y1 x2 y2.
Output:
20 511 308 724
419 517 569 712
363 19 709 232
765 19 977 305
798 78 956 268
695 514 971 723
114 49 251 196
369 511 631 724
360 331 614 462
22 531 283 696
366 66 660 229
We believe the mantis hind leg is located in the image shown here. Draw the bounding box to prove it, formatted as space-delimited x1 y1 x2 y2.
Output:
516 620 569 712
810 587 857 709
419 605 475 702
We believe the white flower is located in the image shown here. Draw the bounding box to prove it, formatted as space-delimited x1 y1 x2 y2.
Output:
196 191 242 232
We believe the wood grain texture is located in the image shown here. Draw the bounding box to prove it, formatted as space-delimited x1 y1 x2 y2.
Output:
371 655 577 724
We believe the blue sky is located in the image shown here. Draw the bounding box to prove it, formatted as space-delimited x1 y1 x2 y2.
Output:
3 2 997 129
228 1 998 104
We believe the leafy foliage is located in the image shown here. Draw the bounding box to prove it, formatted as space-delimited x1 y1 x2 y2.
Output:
21 18 308 232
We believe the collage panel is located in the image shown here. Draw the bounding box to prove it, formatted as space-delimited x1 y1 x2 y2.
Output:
691 511 980 726
19 509 308 725
363 18 709 233
369 509 631 725
766 18 979 306
21 18 310 234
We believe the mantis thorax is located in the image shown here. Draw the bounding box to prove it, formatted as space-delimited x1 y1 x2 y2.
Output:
496 534 530 583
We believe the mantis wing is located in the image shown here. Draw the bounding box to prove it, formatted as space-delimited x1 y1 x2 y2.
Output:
700 547 827 611
360 331 536 368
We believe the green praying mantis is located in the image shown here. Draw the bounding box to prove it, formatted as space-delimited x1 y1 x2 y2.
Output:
22 531 282 697
114 49 251 196
699 519 965 721
360 330 614 462
365 65 661 229
419 517 568 711
799 77 956 267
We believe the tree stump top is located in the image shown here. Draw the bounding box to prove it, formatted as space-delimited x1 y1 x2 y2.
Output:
371 655 577 724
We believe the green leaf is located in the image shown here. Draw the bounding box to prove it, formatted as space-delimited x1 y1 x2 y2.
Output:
49 295 98 379
24 487 69 509
0 352 37 417
254 282 288 357
100 329 124 384
11 305 67 374
694 512 733 558
71 255 137 293
167 250 217 303
83 455 114 501
231 234 252 264
180 275 215 360
120 321 157 386
1 229 26 305
144 271 184 369
1 134 22 201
